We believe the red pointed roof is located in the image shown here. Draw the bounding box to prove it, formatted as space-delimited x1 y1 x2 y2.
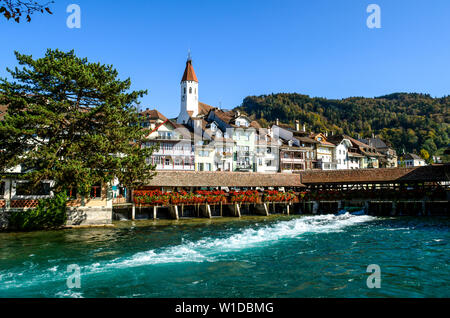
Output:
181 59 198 83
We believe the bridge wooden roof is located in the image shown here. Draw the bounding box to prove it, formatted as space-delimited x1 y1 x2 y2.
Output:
299 165 450 185
143 171 304 188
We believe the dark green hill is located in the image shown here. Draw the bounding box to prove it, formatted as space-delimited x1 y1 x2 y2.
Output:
236 93 449 156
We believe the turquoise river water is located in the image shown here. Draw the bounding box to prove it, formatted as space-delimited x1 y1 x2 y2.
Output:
0 214 449 298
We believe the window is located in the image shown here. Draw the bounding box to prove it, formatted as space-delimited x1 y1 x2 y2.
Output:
0 181 5 196
184 88 186 94
15 182 51 196
68 187 78 199
189 87 192 94
90 184 102 199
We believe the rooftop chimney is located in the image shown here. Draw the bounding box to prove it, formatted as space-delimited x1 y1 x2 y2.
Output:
295 120 300 131
303 124 306 132
276 118 279 126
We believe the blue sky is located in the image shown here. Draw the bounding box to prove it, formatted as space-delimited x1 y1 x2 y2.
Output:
0 0 449 118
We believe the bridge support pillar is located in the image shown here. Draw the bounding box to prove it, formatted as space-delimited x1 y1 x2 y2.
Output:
169 205 179 220
200 204 212 219
253 203 269 216
391 201 397 216
234 204 241 218
338 200 343 212
364 201 370 215
153 206 157 220
286 204 290 216
312 201 319 215
131 204 136 220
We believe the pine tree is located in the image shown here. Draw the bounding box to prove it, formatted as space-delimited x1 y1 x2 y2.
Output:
0 49 155 196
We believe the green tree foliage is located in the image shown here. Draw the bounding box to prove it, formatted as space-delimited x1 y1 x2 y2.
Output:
237 93 449 156
0 49 156 195
0 0 53 23
8 191 67 231
420 149 430 161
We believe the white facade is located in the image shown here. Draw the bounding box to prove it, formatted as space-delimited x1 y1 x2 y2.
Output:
255 142 279 173
334 139 352 170
348 156 362 169
145 121 195 171
178 79 199 124
400 158 426 167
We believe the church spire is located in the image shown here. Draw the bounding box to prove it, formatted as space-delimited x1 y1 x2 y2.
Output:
177 53 199 124
181 51 198 83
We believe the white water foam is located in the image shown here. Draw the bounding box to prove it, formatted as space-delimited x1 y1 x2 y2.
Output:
95 213 375 271
0 214 374 292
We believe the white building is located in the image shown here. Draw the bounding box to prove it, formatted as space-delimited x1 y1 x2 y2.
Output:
399 153 426 167
255 130 279 173
312 133 337 170
141 109 195 171
333 138 353 170
177 54 199 125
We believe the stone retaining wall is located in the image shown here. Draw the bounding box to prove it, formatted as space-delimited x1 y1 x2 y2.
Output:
0 206 113 231
66 206 113 226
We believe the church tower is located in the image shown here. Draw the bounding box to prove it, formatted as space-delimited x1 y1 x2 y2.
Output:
177 53 199 124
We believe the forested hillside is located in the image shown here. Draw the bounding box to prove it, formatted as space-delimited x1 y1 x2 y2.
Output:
236 93 449 157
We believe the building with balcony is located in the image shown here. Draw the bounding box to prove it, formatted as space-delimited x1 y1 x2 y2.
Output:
141 109 195 171
255 130 280 173
311 133 337 170
359 136 398 168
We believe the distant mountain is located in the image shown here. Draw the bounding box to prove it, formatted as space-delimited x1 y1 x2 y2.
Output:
235 93 449 156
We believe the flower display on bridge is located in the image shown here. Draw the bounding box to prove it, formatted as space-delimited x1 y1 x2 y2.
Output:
229 190 260 203
263 190 296 202
133 190 226 206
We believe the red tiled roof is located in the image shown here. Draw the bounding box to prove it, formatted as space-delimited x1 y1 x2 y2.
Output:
181 60 198 83
250 121 262 129
198 102 214 116
140 109 167 121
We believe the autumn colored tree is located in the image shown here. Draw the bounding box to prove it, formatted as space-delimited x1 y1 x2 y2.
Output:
0 0 53 23
238 93 449 157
